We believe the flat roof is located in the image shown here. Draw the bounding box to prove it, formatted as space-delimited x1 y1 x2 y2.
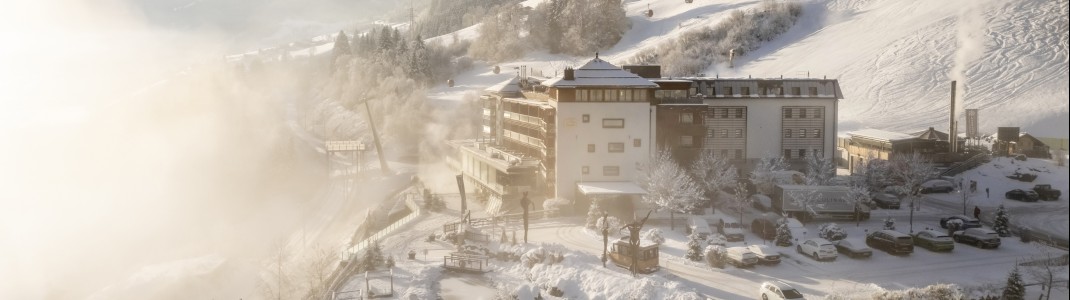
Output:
577 181 648 195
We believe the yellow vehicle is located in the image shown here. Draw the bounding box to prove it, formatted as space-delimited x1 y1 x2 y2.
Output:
608 237 660 273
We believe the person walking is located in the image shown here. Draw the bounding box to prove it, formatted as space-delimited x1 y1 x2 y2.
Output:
986 187 990 199
973 206 981 219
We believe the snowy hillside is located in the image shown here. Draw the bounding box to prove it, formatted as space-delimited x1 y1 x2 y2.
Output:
443 0 1068 138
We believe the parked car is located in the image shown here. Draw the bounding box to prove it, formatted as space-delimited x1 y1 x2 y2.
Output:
752 217 778 241
872 193 902 209
833 239 873 258
748 244 781 265
752 194 773 211
797 238 837 261
1032 184 1061 201
760 281 806 300
940 215 982 229
725 246 759 268
866 230 914 255
686 216 713 239
912 230 955 252
920 179 955 193
715 214 745 242
1005 189 1040 202
953 228 1001 249
1007 172 1038 182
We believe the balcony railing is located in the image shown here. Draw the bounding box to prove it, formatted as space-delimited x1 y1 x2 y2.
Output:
504 130 546 149
503 111 547 129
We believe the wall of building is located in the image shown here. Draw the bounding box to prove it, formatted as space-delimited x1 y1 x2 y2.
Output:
554 102 652 200
701 98 837 167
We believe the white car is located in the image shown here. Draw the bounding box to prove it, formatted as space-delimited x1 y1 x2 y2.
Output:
760 281 806 300
748 244 781 265
796 238 837 261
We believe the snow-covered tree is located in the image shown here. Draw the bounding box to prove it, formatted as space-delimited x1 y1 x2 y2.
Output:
360 241 385 272
469 4 526 62
685 234 704 261
805 149 835 185
690 149 737 211
332 30 351 56
585 199 607 230
723 182 752 224
639 149 704 230
642 228 665 245
704 245 726 268
993 205 1011 237
888 152 934 232
1002 266 1026 300
845 180 872 226
775 219 794 246
751 155 788 195
818 223 847 241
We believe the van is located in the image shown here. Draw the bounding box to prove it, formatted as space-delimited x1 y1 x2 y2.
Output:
725 246 759 267
687 216 713 240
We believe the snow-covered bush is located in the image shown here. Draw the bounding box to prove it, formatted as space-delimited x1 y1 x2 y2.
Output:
542 197 571 212
596 216 622 233
707 233 727 246
1002 266 1026 300
884 217 897 231
871 283 965 300
818 223 848 241
993 205 1011 237
520 247 565 269
775 220 794 246
685 234 704 261
642 228 666 245
704 245 727 268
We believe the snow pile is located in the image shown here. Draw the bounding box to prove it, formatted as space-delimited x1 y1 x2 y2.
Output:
398 265 443 300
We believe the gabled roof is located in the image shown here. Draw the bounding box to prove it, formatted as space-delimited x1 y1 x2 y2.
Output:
485 77 522 94
542 57 659 88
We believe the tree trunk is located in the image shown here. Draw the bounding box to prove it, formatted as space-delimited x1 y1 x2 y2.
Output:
670 210 675 231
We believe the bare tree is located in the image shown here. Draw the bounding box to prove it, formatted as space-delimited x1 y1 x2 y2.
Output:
690 149 738 213
260 240 294 300
302 245 338 298
888 152 935 233
639 149 704 230
751 155 788 195
805 149 835 185
1025 251 1069 300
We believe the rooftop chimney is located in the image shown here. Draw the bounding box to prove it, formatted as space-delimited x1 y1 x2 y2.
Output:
563 67 575 81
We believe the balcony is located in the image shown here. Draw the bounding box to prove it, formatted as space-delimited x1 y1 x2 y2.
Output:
503 111 547 130
504 129 546 150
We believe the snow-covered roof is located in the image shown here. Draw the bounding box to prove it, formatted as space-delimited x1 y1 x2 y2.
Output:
485 77 522 94
912 127 949 141
848 129 914 142
576 181 648 195
542 58 659 88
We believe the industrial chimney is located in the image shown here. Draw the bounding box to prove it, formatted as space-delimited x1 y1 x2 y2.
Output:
950 81 958 153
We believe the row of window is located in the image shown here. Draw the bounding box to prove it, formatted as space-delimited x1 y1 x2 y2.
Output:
581 165 620 176
708 86 820 97
783 108 824 119
678 108 747 124
704 129 745 138
784 149 824 159
581 115 625 128
587 140 642 153
575 89 650 102
783 129 823 138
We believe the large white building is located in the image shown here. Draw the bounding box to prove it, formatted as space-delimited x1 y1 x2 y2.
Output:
449 57 843 218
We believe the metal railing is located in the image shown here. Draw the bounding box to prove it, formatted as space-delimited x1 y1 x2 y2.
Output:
938 152 990 177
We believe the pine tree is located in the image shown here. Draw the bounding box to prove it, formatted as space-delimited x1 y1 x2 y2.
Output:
775 220 794 246
685 234 704 261
332 30 351 56
993 205 1011 237
1002 266 1026 300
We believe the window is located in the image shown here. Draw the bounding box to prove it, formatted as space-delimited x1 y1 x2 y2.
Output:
792 87 801 96
590 90 603 101
783 149 792 159
735 108 743 118
809 87 818 96
602 118 624 128
799 129 807 138
814 129 822 138
582 166 589 175
798 149 807 158
582 114 590 123
679 113 694 124
721 129 728 138
603 166 620 176
724 87 733 96
608 142 625 153
721 149 729 157
735 129 743 138
721 108 728 118
784 129 792 138
587 144 595 153
633 138 642 147
735 149 743 159
680 136 694 147
783 108 793 118
707 129 714 138
619 90 631 101
576 90 587 101
814 109 823 118
604 89 618 101
741 86 750 96
801 109 808 118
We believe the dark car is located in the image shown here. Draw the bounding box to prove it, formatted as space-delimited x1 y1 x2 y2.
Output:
1006 189 1040 202
834 239 873 258
940 215 982 229
912 230 955 252
751 217 778 241
1033 184 1062 201
920 179 955 194
866 230 914 255
871 193 902 209
953 228 1001 249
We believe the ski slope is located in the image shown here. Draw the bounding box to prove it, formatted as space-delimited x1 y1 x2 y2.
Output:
442 0 1068 138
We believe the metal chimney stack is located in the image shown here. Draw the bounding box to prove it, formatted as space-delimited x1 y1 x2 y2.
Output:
950 81 958 153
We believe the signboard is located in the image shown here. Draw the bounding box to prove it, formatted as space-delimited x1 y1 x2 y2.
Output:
965 109 979 139
997 127 1020 142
